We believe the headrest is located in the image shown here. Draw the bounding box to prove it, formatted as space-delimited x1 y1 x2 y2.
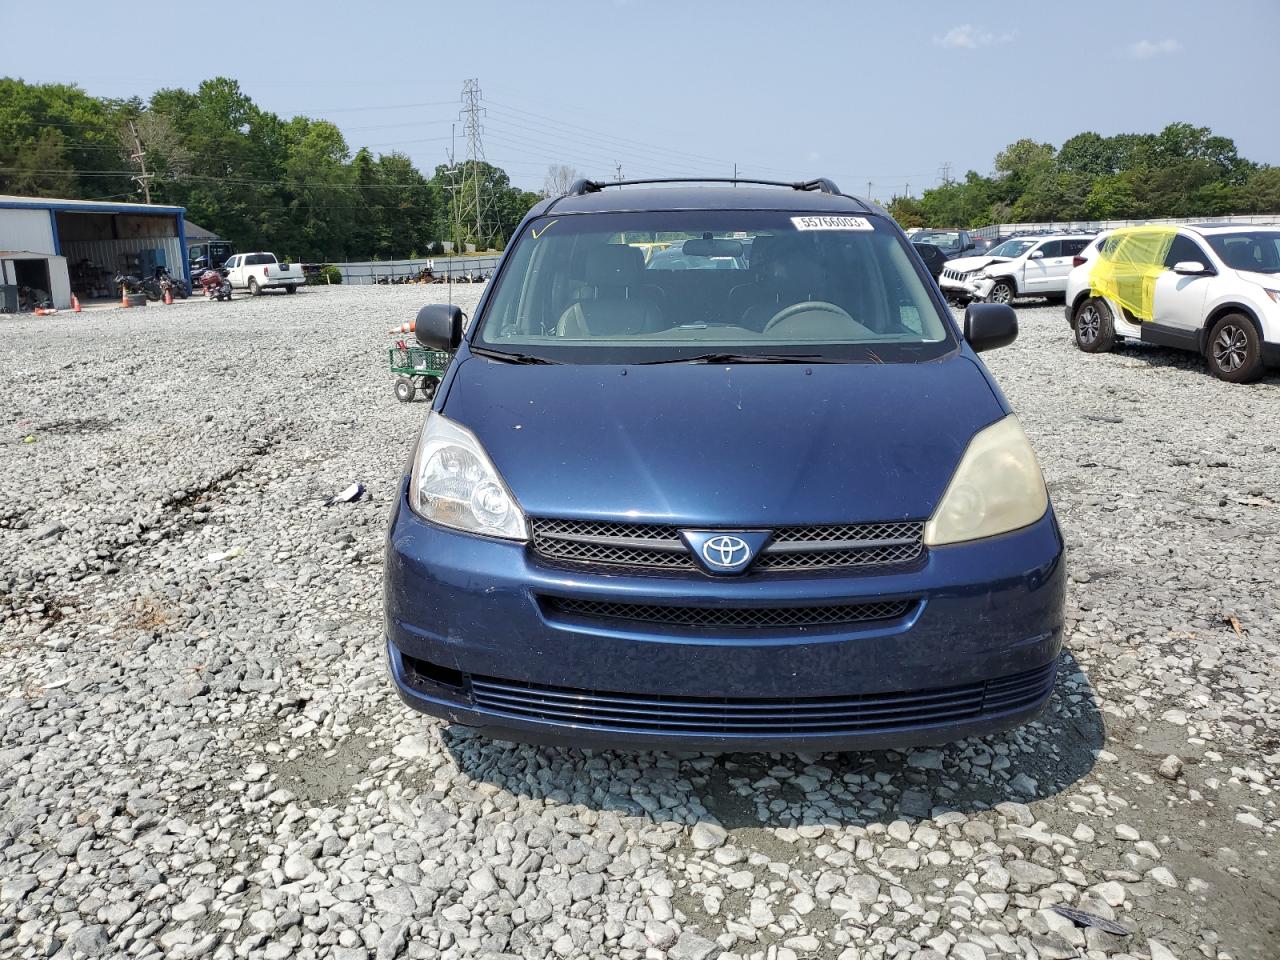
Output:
583 244 643 287
747 233 783 271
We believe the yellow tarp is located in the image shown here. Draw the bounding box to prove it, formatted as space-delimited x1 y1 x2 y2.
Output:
1089 225 1177 322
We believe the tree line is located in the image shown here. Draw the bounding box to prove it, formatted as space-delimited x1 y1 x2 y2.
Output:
887 123 1280 228
0 77 542 261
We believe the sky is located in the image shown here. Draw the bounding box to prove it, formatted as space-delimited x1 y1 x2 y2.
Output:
2 0 1276 199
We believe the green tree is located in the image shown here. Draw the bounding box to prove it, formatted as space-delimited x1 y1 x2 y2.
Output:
886 195 926 229
5 127 79 197
1241 167 1280 213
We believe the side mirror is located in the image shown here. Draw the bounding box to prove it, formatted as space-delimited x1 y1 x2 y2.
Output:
415 304 463 350
1173 260 1210 276
1028 250 1044 260
964 303 1018 353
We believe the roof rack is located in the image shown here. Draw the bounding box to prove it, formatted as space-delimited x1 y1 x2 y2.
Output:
567 176 845 197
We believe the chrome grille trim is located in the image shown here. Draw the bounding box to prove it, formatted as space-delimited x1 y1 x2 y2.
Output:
529 518 924 573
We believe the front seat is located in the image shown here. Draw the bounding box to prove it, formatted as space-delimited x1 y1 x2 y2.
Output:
556 245 664 337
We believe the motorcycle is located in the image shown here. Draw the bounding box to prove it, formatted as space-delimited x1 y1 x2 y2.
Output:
197 267 233 301
115 272 162 302
156 266 189 300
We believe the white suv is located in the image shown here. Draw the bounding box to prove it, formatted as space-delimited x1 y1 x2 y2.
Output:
1065 224 1280 383
939 234 1094 303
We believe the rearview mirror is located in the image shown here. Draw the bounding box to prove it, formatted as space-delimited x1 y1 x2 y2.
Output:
964 303 1018 353
1028 250 1044 260
1173 260 1211 276
682 238 744 258
415 303 463 350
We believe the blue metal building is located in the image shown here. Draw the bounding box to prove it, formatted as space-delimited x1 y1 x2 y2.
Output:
0 195 188 309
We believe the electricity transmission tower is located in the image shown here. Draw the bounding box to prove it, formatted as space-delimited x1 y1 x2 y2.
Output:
457 79 497 250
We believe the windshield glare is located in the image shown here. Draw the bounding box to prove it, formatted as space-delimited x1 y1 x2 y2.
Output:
474 211 954 363
1208 232 1280 273
986 239 1036 259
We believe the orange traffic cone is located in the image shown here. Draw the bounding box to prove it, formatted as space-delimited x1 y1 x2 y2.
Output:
388 320 416 335
120 287 129 308
71 293 82 313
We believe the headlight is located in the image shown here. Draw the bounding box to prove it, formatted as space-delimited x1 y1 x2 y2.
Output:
408 411 528 540
924 415 1048 546
1265 289 1280 304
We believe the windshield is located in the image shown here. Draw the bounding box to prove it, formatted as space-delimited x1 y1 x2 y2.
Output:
1207 231 1280 273
986 239 1036 259
474 210 954 364
914 231 962 251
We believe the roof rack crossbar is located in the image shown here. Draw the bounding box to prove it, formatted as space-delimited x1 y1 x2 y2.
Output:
566 176 849 198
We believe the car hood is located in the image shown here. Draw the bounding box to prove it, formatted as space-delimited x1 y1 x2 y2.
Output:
1235 268 1280 287
946 255 1011 273
440 352 1006 526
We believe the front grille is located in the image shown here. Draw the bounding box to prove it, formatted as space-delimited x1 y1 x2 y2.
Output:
529 518 924 574
530 518 690 569
542 596 915 630
460 661 1057 736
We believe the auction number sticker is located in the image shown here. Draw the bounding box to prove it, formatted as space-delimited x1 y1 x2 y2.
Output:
791 216 874 231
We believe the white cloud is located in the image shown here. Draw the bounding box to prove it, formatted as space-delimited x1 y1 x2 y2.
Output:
933 24 1014 49
1127 38 1182 59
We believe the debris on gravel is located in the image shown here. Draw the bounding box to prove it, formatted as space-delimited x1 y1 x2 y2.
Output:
1 289 1276 960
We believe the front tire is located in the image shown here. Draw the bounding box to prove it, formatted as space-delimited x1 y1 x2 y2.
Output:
248 277 260 296
1206 314 1264 383
987 279 1015 304
1074 298 1115 353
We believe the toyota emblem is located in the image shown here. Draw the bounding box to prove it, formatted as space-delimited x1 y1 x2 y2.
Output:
701 535 751 569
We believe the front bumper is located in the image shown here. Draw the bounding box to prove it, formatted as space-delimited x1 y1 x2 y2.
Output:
384 484 1066 752
938 274 994 301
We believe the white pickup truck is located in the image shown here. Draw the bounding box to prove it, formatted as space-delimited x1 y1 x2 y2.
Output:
222 252 304 296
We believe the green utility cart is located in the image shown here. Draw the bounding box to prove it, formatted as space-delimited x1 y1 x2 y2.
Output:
389 345 452 402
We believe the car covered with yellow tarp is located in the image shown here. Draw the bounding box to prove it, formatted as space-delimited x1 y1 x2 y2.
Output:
1064 223 1280 383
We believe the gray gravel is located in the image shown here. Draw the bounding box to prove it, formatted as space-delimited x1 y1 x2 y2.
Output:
1 286 1277 960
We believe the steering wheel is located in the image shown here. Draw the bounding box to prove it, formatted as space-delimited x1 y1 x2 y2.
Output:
763 300 856 334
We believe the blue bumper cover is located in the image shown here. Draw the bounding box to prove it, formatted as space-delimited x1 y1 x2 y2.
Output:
384 484 1065 752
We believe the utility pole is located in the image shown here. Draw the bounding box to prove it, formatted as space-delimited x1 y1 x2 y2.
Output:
733 162 738 185
445 124 463 256
938 161 953 186
127 119 153 204
867 180 872 201
614 162 624 183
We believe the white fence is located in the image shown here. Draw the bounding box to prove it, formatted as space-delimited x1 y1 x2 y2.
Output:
973 213 1280 239
331 255 501 285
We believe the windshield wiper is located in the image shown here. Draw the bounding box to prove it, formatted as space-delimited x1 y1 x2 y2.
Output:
639 352 835 365
470 346 560 365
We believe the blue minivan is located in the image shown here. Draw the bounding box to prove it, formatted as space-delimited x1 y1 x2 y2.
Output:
384 178 1065 752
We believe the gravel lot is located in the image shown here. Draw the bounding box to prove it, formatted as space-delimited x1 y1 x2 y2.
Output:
1 286 1277 960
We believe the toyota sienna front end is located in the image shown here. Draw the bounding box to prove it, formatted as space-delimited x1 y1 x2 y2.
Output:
384 179 1065 752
